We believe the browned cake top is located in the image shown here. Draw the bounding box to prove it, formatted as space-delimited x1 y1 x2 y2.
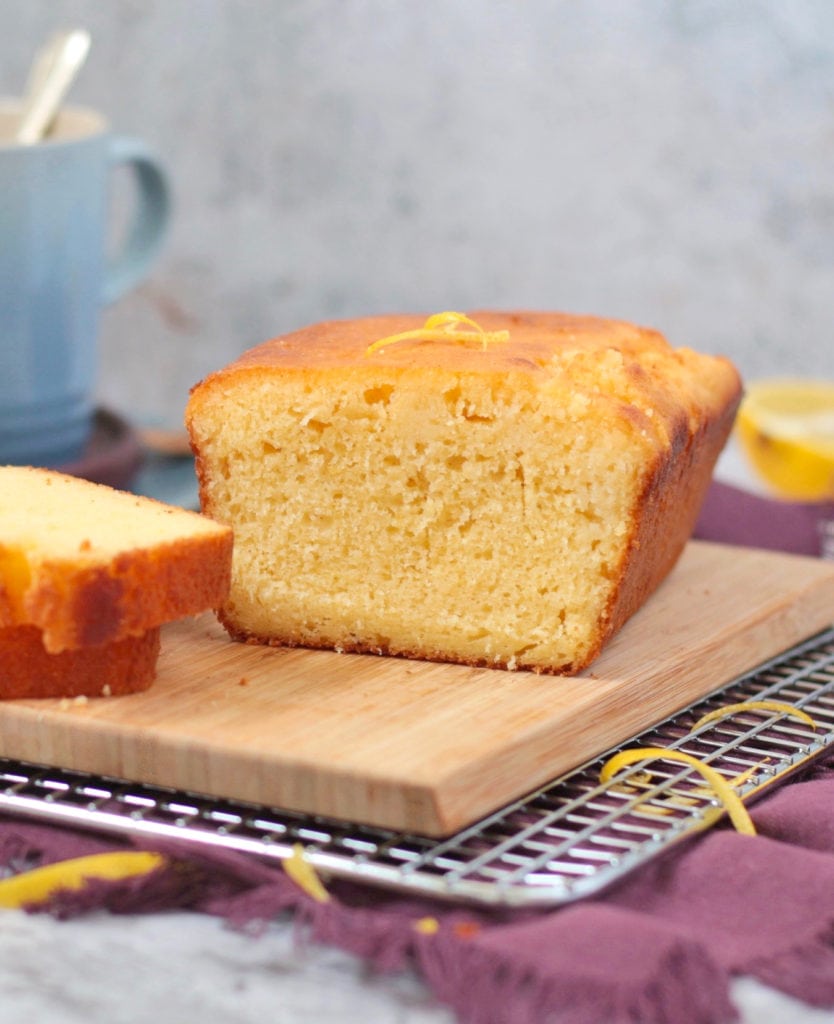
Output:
191 311 741 447
223 311 671 373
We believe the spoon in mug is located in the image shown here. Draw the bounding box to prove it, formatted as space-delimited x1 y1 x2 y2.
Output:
16 29 91 144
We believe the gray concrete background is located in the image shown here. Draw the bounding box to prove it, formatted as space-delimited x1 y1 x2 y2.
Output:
1 1 833 430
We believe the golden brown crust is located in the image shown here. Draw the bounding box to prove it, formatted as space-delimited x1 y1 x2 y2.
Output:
220 613 578 675
187 310 741 476
0 625 160 699
20 533 234 652
192 311 672 377
583 389 741 668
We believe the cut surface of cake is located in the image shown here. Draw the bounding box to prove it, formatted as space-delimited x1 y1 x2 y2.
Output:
186 311 741 674
0 466 233 656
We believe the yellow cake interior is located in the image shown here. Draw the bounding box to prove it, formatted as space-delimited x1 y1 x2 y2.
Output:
192 361 672 671
187 312 741 673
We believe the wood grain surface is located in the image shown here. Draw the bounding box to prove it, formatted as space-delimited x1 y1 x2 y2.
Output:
2 541 833 836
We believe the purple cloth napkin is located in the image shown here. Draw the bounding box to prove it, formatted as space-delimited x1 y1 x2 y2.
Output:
695 479 834 559
6 756 834 1023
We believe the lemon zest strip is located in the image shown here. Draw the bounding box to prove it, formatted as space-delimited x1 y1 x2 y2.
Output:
0 851 166 910
600 747 756 835
609 757 770 817
283 843 330 903
414 915 441 935
691 700 817 733
366 311 510 355
727 764 762 789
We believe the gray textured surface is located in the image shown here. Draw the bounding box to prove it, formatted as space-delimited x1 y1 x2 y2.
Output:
1 2 833 428
0 908 831 1024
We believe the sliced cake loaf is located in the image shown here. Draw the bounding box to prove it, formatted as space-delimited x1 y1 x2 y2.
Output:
186 311 741 674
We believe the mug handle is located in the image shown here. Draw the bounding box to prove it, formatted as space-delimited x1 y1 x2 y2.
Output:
103 136 171 305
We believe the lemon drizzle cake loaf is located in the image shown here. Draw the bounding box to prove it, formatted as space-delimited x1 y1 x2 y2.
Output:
186 311 741 674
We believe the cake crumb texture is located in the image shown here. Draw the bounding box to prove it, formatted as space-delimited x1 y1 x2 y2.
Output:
186 311 741 673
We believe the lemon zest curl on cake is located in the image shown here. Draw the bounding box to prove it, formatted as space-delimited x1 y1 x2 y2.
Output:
366 311 510 355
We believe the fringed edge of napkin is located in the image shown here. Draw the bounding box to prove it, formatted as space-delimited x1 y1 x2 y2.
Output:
743 923 834 1010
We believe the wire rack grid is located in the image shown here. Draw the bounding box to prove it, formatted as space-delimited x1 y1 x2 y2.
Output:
1 626 833 908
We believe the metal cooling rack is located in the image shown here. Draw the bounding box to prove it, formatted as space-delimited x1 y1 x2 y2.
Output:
2 626 834 908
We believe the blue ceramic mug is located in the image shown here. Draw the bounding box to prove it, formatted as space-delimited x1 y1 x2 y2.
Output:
0 99 170 467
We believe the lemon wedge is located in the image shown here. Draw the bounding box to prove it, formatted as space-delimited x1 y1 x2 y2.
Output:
735 378 834 501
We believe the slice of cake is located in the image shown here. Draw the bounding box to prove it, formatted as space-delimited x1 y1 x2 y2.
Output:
0 466 233 697
185 311 741 674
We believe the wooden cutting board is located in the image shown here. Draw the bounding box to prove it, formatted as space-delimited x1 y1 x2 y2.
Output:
2 541 833 836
